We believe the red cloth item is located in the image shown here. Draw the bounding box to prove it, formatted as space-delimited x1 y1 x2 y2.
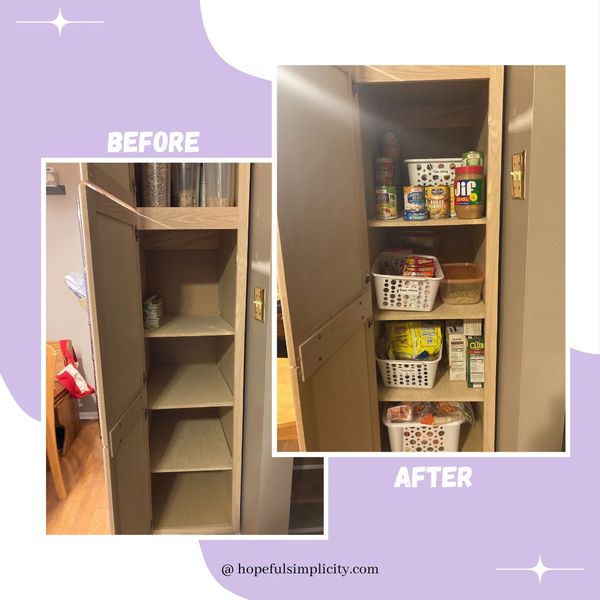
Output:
55 339 95 398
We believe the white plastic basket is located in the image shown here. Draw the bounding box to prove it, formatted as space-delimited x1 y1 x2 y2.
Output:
377 344 442 389
383 412 463 452
405 158 461 187
372 253 444 311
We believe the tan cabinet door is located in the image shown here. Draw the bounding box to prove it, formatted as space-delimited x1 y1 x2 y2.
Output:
278 66 379 452
79 185 151 533
81 163 137 207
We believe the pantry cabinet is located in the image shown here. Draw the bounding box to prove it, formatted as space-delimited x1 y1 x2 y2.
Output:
79 164 250 533
278 66 503 452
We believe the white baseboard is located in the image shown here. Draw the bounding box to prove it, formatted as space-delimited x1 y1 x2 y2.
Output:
79 411 99 420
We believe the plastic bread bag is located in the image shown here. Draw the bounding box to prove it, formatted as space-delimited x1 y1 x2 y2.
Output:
432 402 474 425
387 404 413 423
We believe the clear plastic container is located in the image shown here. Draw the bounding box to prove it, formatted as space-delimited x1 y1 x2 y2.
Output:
171 163 200 207
140 164 170 207
204 163 235 207
439 263 484 305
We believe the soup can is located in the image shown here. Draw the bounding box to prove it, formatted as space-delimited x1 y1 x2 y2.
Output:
374 157 395 186
425 185 450 219
403 186 425 212
375 186 398 220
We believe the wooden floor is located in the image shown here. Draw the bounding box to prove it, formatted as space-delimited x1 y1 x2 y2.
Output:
277 357 300 452
46 420 110 535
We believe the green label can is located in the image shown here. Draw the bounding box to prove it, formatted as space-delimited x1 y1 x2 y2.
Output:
462 151 484 167
375 186 398 220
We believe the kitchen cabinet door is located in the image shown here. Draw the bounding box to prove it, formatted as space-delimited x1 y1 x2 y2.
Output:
79 185 151 533
278 66 379 451
81 163 137 208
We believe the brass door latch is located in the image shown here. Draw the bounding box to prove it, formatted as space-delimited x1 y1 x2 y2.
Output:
253 288 265 322
510 151 525 199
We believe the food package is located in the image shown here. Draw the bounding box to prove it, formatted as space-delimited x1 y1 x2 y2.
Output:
384 321 442 360
143 294 163 329
446 320 466 382
467 335 485 388
387 404 413 423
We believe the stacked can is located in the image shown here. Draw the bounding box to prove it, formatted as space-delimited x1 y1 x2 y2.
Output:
402 186 428 220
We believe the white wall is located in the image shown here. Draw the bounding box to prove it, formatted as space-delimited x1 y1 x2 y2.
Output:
46 163 97 416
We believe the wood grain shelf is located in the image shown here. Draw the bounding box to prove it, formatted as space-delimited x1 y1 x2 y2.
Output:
368 217 486 228
150 410 233 473
148 364 233 410
137 207 238 230
375 299 485 321
378 363 484 403
152 471 232 534
144 314 235 338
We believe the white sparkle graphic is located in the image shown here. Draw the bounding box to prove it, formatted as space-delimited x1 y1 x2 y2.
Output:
497 555 583 583
16 7 103 37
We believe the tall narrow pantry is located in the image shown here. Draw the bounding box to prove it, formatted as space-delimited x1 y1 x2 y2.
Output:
79 163 249 533
278 66 503 452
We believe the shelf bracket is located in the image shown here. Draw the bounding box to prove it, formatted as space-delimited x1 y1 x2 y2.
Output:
297 290 372 381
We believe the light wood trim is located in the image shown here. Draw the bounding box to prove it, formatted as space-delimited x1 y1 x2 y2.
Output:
368 217 487 228
375 300 485 321
142 230 220 250
344 65 493 83
137 207 239 230
482 67 504 451
83 182 138 226
231 163 250 531
298 290 371 381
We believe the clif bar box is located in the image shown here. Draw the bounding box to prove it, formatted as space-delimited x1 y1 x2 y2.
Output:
466 335 485 388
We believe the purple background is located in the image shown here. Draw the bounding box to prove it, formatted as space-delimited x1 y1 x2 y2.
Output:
201 350 596 598
3 2 593 598
0 0 270 420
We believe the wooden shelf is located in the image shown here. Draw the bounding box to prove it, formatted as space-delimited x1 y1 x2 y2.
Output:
368 217 486 228
152 471 232 534
137 207 238 230
148 364 233 410
150 410 233 473
378 363 484 403
375 299 485 321
144 314 235 338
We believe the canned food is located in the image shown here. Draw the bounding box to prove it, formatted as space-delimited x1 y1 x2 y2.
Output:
425 185 450 219
462 151 484 167
375 186 398 220
403 210 429 221
403 186 425 212
375 157 395 186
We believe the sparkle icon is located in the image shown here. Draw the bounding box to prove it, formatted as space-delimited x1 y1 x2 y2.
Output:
16 7 103 37
497 555 583 583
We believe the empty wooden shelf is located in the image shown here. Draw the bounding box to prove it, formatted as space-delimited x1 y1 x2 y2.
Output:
148 364 233 410
368 217 487 228
375 300 486 322
150 409 233 473
152 471 233 534
144 315 235 338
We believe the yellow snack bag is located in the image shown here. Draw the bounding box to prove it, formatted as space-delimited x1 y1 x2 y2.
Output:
385 321 442 360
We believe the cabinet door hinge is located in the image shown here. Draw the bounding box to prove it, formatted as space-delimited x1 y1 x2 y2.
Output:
352 79 359 97
367 318 374 329
143 372 148 384
364 272 371 286
135 229 140 241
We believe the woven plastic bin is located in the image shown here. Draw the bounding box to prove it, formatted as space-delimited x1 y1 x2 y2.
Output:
383 413 464 452
377 345 442 389
372 253 444 311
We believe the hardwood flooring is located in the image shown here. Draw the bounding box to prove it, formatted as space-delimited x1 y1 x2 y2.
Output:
277 357 300 452
46 420 110 535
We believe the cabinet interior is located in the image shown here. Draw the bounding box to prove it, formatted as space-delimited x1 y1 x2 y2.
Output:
140 228 239 532
358 78 491 452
